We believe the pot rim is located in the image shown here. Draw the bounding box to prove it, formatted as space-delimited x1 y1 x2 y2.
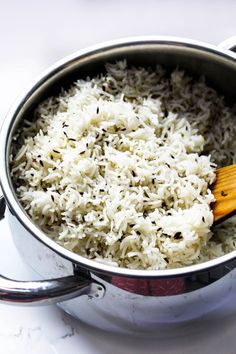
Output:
1 35 236 279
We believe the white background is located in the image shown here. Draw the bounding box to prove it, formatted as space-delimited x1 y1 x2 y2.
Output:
1 1 236 353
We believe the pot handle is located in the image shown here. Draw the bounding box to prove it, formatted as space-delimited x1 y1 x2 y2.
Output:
218 36 236 52
0 194 6 222
0 195 105 305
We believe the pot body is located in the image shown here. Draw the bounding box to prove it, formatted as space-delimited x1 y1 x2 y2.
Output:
2 37 236 333
7 208 236 333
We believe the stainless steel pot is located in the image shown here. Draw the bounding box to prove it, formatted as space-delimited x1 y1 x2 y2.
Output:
1 36 236 334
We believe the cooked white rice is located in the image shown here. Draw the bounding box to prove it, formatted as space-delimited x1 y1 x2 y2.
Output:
10 61 236 270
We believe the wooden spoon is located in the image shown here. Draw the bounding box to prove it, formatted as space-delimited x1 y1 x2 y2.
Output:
212 164 236 223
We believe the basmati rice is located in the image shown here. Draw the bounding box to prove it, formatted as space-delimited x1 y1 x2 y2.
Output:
10 61 236 270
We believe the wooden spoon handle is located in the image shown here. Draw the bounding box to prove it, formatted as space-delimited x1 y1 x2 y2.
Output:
211 165 236 223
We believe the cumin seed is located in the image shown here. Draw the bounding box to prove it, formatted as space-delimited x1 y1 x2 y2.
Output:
174 232 182 240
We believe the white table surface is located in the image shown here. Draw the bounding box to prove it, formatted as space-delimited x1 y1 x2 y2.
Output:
1 1 236 353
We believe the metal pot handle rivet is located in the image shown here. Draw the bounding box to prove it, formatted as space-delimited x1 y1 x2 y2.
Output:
0 194 105 305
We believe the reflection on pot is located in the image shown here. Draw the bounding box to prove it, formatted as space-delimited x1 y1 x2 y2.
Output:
112 277 185 296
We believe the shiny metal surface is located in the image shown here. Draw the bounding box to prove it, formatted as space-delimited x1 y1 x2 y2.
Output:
1 36 236 331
